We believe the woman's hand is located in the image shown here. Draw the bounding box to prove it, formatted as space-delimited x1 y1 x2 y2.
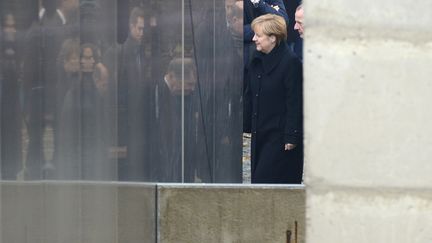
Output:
285 143 296 151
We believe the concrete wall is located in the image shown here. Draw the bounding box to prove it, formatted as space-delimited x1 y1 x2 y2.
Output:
304 1 432 242
158 184 305 243
0 182 305 243
0 182 156 243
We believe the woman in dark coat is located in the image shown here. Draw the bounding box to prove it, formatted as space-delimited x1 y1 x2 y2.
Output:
244 14 303 183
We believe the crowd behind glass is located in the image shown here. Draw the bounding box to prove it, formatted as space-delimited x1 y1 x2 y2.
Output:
0 0 244 183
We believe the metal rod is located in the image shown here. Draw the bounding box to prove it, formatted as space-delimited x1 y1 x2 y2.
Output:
286 230 292 243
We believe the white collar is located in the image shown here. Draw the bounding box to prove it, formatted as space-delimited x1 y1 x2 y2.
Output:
39 8 45 20
56 9 67 25
164 76 171 89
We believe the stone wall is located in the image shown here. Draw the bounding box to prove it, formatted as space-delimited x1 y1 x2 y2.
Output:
158 184 305 243
304 1 432 242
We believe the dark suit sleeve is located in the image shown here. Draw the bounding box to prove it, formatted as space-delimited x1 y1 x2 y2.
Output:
244 0 289 42
283 57 303 145
244 25 255 42
243 68 252 133
255 0 289 24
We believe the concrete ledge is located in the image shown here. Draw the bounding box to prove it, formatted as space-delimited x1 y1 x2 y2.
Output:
158 184 305 243
0 182 305 243
0 181 156 243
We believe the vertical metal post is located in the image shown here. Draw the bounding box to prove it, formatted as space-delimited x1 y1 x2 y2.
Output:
211 0 216 181
181 0 185 183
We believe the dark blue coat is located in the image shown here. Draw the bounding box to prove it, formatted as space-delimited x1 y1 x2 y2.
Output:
244 41 303 183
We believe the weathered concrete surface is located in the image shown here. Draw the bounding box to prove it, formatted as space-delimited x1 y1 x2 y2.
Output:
158 184 305 243
0 181 156 243
117 183 156 243
305 1 432 42
304 0 432 242
307 189 432 242
305 38 432 188
0 181 44 243
1 182 304 243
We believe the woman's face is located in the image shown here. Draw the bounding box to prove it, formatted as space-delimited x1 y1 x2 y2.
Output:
3 14 17 42
64 53 80 73
252 26 276 54
81 47 95 73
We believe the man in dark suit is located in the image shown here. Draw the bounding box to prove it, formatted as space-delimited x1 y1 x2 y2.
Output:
154 58 201 182
293 4 303 60
117 7 154 181
283 0 301 49
294 4 304 38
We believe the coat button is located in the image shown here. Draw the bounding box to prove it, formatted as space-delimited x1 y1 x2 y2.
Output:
257 75 261 79
255 94 259 97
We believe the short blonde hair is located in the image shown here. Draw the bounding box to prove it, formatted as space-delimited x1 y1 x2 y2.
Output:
251 14 287 45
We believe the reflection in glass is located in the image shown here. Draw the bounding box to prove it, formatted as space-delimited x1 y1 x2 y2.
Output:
1 0 243 183
1 1 244 241
1 12 22 180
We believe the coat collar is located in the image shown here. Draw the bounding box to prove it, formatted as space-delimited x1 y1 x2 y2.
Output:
124 36 141 53
253 41 288 74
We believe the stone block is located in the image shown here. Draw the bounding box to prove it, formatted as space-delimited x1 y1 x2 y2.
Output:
305 1 432 41
1 182 157 243
304 37 432 188
306 189 432 243
158 184 305 243
1 182 45 243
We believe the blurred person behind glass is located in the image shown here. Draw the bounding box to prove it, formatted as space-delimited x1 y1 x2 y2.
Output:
184 0 245 182
154 58 199 182
117 6 154 181
1 13 22 180
226 0 243 50
54 38 79 179
57 43 113 180
56 38 80 107
214 0 244 182
243 14 303 183
22 0 79 179
185 0 245 182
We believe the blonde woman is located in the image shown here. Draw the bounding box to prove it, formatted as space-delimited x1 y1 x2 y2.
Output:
244 14 303 183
